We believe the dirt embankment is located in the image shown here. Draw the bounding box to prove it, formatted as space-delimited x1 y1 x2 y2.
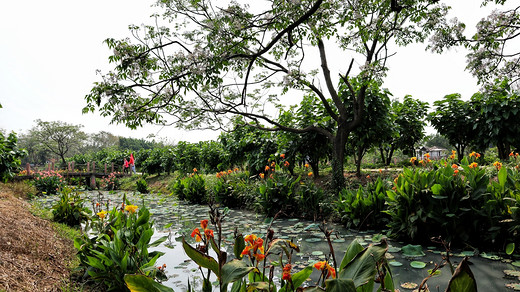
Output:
0 186 76 291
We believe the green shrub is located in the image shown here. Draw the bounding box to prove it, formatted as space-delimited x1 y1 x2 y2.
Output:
136 178 149 193
74 197 167 291
52 186 90 227
170 172 207 204
0 131 27 182
336 177 389 230
211 169 253 207
255 171 300 217
32 170 66 195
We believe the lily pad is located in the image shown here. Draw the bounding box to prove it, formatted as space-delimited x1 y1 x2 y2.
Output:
400 282 418 289
333 238 346 243
311 251 324 256
410 261 427 269
402 244 425 257
504 270 520 278
388 246 401 253
505 283 520 290
388 261 403 267
305 238 322 243
480 252 502 261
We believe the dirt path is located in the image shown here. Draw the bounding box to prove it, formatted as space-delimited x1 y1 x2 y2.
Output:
0 185 76 292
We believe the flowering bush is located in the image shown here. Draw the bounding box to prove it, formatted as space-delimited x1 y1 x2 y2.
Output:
170 170 207 204
32 170 66 195
100 172 121 191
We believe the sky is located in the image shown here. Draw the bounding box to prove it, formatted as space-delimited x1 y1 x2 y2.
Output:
0 0 511 143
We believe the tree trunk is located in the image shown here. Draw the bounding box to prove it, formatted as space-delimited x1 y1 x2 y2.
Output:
355 146 363 177
310 161 320 178
331 129 348 192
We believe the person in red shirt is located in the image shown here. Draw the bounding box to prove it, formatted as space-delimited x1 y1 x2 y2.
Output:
123 159 129 173
129 153 136 174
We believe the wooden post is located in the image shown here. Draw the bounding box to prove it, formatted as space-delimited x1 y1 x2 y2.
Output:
90 174 96 189
92 162 96 173
111 163 114 173
104 163 107 174
25 163 31 175
72 161 75 172
87 162 90 172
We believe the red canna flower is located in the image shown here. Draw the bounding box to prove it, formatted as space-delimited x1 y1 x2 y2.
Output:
313 261 336 279
200 219 209 230
282 264 292 280
284 161 290 167
204 229 214 238
280 153 285 159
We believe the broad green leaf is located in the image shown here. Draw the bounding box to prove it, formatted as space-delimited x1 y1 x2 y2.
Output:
446 257 477 292
234 234 245 259
431 184 443 195
339 241 388 287
506 243 515 255
401 244 425 257
182 238 220 277
324 278 356 292
498 165 507 189
247 281 274 292
124 274 174 292
86 255 106 271
339 239 364 270
221 260 256 285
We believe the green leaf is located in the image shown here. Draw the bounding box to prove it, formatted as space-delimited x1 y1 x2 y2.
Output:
498 166 507 189
339 241 388 287
86 256 106 271
324 278 356 292
221 260 256 285
401 244 425 257
446 258 477 292
234 234 245 260
339 239 364 270
431 184 443 195
506 243 515 255
182 238 220 277
247 281 274 291
124 274 174 292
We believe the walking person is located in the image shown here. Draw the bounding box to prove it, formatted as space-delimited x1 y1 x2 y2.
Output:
129 153 136 174
123 158 129 174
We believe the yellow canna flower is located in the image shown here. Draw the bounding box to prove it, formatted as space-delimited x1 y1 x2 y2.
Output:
125 204 138 214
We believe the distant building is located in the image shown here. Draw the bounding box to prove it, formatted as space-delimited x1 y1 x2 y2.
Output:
416 146 447 160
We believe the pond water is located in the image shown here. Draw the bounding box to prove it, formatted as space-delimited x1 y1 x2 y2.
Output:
33 191 520 291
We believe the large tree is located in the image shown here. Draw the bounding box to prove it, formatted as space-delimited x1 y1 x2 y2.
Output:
379 96 428 164
428 93 475 160
84 0 448 189
429 0 520 86
30 120 87 165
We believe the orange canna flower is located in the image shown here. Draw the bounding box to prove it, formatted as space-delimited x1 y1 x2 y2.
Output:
265 165 270 171
193 168 197 172
200 219 209 230
451 164 458 170
271 162 276 167
313 261 336 279
228 169 233 174
234 167 239 172
379 169 382 173
284 161 290 167
204 229 214 238
308 172 313 177
410 157 417 163
304 163 309 168
493 161 502 170
510 152 514 157
242 234 265 263
453 169 459 176
469 162 478 169
424 153 430 159
269 174 274 179
191 228 202 242
259 173 265 179
280 153 285 159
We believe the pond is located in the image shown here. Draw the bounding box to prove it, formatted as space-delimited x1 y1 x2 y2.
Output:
33 191 520 291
